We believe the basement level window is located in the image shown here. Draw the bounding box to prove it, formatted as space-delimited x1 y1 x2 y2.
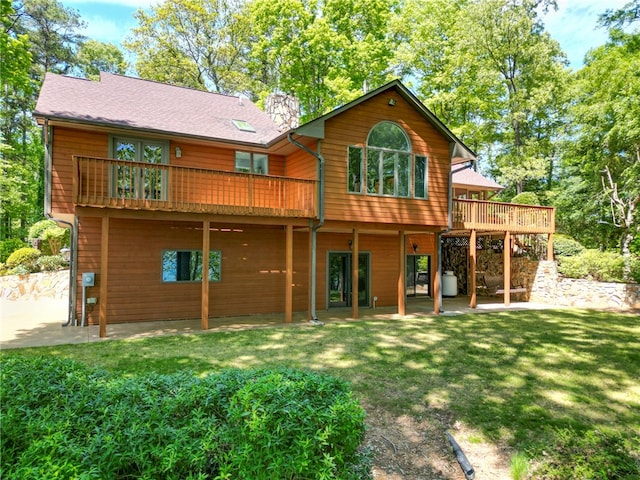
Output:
232 119 256 132
162 250 221 283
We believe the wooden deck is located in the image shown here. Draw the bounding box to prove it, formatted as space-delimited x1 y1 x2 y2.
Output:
452 198 555 234
73 156 318 218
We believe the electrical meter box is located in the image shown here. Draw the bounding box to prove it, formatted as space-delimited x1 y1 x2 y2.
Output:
82 272 95 287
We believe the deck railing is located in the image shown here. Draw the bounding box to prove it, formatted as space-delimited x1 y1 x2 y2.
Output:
452 198 555 233
73 156 318 218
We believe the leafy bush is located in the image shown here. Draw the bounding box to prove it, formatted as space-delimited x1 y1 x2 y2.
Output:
5 247 41 273
553 234 585 257
0 356 370 480
36 254 68 271
28 219 69 255
510 191 540 205
28 219 56 240
529 427 640 479
0 238 26 263
558 250 640 283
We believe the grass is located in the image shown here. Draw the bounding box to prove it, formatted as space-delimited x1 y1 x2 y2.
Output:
3 308 639 475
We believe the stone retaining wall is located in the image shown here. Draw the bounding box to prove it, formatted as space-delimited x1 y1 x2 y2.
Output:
531 260 640 310
0 270 70 301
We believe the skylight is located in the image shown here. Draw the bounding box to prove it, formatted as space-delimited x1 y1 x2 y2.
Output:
232 119 256 132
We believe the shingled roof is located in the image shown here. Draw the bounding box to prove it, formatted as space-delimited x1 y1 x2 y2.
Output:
452 165 503 190
34 72 284 146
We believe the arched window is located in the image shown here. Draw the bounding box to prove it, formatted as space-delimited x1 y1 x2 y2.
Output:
347 122 428 198
366 122 412 197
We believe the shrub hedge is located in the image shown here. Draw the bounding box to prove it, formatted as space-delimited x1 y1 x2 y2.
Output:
557 249 640 283
5 247 41 273
0 356 371 480
553 234 585 257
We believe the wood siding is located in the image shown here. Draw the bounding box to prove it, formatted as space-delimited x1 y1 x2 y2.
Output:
79 218 311 324
321 92 451 227
52 128 108 215
52 127 291 218
77 216 423 324
313 232 407 310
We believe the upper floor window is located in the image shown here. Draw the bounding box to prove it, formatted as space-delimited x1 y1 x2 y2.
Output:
235 151 268 174
111 137 169 200
347 122 428 199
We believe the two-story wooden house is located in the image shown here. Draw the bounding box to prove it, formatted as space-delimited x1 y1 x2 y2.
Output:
35 73 554 337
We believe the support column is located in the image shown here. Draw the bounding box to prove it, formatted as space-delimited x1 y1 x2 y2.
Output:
308 226 316 321
398 230 406 316
432 233 441 314
201 220 210 330
547 232 554 261
285 224 293 323
503 230 511 307
469 229 477 308
99 216 109 338
351 229 359 319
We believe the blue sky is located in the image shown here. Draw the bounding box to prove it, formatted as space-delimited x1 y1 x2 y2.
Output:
64 0 628 71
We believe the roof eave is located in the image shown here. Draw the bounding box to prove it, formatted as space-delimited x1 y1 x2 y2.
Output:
35 114 282 150
293 79 478 162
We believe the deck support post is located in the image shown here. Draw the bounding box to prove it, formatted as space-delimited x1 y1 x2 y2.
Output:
99 216 109 338
503 230 511 307
398 230 406 317
547 232 554 261
469 229 477 309
285 224 293 323
202 220 210 330
433 233 441 314
351 228 359 319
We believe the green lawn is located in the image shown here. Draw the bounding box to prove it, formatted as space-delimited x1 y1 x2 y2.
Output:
3 308 639 477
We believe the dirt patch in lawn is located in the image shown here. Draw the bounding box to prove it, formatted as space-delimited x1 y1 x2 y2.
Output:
363 406 513 479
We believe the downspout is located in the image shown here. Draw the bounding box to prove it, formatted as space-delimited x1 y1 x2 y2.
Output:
287 132 324 324
43 119 77 327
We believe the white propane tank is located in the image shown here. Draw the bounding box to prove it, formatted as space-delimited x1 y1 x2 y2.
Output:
443 270 458 297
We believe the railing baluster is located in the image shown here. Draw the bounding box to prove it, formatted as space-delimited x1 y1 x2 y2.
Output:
75 156 317 218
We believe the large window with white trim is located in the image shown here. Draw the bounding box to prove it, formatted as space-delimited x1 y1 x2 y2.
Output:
348 122 428 199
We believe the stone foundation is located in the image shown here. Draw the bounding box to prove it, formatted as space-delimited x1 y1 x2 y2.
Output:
0 270 70 301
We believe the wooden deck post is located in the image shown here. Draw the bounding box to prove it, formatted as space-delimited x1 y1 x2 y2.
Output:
469 229 477 308
99 216 109 338
351 228 359 320
398 230 406 317
503 230 511 307
201 220 210 330
432 234 441 314
285 224 293 323
547 232 554 261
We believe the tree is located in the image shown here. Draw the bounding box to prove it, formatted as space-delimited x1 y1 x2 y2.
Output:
124 0 251 94
396 0 568 198
12 0 86 77
558 2 640 278
244 0 398 119
74 39 129 80
1 0 86 240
